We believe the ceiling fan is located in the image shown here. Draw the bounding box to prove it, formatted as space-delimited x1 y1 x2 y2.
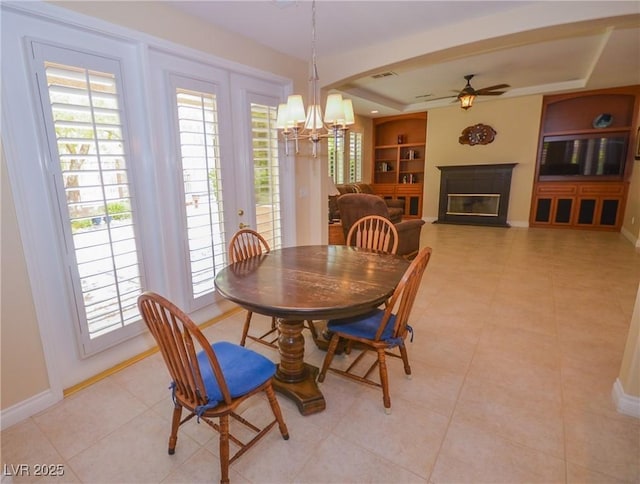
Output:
456 74 510 110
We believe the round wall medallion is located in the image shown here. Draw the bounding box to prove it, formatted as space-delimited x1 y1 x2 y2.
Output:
459 123 496 146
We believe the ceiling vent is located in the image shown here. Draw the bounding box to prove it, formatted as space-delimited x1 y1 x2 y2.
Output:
371 71 397 79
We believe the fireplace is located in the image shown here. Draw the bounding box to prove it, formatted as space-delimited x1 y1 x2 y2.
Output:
436 163 517 227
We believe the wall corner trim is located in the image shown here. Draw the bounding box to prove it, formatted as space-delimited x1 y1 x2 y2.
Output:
612 378 640 419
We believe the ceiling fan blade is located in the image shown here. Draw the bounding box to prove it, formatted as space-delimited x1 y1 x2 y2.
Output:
476 84 510 93
424 95 458 102
477 91 506 96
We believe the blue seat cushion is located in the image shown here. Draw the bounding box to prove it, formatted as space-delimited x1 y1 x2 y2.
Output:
328 309 398 344
196 341 276 409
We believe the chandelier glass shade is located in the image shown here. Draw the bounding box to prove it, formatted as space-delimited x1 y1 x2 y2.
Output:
276 0 355 156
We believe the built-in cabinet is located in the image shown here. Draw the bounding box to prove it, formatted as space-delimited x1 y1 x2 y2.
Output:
372 113 427 218
530 86 639 231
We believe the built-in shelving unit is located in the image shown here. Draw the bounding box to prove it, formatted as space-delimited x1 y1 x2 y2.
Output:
372 112 427 218
529 86 640 231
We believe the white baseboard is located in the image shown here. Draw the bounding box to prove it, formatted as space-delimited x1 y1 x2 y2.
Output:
620 226 640 248
0 389 61 431
612 378 640 419
508 220 529 228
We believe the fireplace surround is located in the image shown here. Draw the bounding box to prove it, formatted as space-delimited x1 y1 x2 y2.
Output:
436 163 517 227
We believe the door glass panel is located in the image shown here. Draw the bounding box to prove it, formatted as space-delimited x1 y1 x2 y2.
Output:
176 88 226 298
251 102 282 250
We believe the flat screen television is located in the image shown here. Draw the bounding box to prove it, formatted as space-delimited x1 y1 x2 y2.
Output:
539 133 628 177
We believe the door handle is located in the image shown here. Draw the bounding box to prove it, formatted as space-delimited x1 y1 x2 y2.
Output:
239 223 249 229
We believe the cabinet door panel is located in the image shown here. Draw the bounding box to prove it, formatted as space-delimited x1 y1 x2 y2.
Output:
577 199 596 225
535 198 552 223
555 198 573 224
600 199 620 226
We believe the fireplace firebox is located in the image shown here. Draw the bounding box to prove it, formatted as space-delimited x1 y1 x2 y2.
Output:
437 163 517 227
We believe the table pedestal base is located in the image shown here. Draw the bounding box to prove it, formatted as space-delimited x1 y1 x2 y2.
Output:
273 363 326 415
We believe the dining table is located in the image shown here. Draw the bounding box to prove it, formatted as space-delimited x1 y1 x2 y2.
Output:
213 244 410 415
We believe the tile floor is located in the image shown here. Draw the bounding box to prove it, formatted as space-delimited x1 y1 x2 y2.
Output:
2 224 640 483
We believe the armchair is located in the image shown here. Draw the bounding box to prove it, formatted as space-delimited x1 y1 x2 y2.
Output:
337 193 425 259
329 183 404 222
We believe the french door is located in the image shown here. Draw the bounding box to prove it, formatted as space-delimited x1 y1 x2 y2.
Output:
149 51 293 311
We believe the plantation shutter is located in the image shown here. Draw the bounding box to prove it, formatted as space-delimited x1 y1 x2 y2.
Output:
175 88 227 300
250 102 282 249
42 59 143 354
349 132 363 182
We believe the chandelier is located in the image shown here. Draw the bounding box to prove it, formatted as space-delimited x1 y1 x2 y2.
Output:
276 0 355 157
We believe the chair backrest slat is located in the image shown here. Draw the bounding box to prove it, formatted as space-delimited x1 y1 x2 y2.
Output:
229 229 270 263
346 215 399 254
374 247 432 341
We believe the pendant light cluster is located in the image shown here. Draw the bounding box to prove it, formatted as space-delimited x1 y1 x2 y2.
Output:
276 0 355 157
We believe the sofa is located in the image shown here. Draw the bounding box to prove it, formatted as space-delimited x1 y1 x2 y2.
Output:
337 193 425 259
329 183 404 223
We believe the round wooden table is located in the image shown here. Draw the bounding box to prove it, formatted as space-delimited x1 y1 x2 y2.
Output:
214 245 409 415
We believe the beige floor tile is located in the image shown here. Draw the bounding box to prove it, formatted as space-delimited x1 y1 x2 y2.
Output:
293 433 426 483
32 378 148 460
109 352 172 408
488 298 557 337
161 447 249 484
67 409 200 483
223 409 325 483
566 462 628 484
389 358 465 418
564 408 640 483
408 327 476 375
0 419 80 483
332 395 449 479
475 324 560 371
468 348 562 403
418 309 486 346
454 376 565 458
430 419 565 483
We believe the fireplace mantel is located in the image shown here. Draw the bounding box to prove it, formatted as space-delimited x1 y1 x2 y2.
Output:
436 163 517 227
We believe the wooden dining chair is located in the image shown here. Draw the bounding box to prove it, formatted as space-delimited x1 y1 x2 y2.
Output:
317 246 432 414
346 214 399 254
228 229 279 348
228 229 319 347
137 291 289 484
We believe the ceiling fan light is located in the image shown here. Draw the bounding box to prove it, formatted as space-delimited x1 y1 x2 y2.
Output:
459 92 476 110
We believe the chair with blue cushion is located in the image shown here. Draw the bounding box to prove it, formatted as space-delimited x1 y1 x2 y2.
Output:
317 247 432 414
137 291 289 484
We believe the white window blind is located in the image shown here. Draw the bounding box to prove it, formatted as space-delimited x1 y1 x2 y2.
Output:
328 136 345 184
176 88 226 299
250 103 282 249
44 61 143 350
329 132 362 183
349 132 363 183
